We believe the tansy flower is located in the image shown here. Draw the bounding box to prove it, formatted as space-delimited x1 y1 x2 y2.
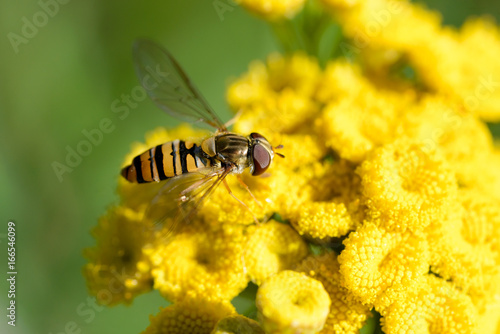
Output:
85 2 500 332
315 61 415 162
477 298 500 334
289 198 356 241
357 139 457 232
146 222 248 302
228 53 321 135
322 0 500 121
399 95 494 188
282 159 364 242
243 220 309 285
295 253 372 334
83 205 153 305
465 149 500 201
338 222 430 308
142 296 235 334
380 275 478 334
256 270 331 334
428 189 500 313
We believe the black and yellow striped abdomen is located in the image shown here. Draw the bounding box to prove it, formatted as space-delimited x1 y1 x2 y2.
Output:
121 140 209 183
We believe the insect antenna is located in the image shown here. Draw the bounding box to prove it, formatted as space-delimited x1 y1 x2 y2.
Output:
274 144 285 158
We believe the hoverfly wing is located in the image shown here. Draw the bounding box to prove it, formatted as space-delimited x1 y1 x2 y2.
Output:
144 166 228 242
133 39 227 131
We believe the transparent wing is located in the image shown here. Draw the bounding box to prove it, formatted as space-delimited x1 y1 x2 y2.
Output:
133 39 227 131
144 166 230 242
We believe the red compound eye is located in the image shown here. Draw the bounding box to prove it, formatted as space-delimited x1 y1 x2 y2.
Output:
252 144 271 176
250 132 266 140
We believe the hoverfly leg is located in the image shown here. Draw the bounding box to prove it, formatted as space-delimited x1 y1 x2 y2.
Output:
236 175 262 208
222 178 259 224
179 172 219 198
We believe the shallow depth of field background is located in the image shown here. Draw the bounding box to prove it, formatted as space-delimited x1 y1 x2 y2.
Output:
0 1 499 333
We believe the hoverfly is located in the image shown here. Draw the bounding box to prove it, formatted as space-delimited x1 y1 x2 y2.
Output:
121 40 284 239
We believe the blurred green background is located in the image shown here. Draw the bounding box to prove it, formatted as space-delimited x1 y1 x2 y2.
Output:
0 0 499 333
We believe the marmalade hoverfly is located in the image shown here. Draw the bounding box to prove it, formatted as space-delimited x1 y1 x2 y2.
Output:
121 40 283 238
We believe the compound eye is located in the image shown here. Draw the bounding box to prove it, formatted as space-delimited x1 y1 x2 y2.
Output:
250 132 266 140
252 144 271 176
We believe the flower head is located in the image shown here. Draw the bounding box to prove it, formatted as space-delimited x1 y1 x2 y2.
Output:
428 189 500 312
142 297 235 334
338 222 430 308
256 270 331 334
228 53 321 135
147 222 249 302
244 220 309 285
83 205 153 305
357 139 458 232
295 253 372 334
380 275 479 334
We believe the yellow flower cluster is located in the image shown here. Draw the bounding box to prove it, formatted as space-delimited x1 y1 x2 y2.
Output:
321 0 500 122
143 296 235 334
83 206 153 305
84 1 500 333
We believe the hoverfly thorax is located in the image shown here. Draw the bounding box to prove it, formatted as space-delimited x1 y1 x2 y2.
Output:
249 132 274 176
212 133 251 173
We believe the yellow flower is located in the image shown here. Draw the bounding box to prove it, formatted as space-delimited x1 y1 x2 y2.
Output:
295 253 372 334
244 220 309 285
428 189 500 313
147 222 248 302
399 95 494 188
357 139 457 232
211 315 265 334
322 0 500 121
477 298 500 334
281 159 364 242
463 149 500 201
236 0 306 20
338 222 430 308
289 198 356 241
228 53 321 135
315 61 415 162
142 297 235 334
83 205 153 305
256 270 331 334
85 5 500 332
457 18 500 121
380 275 479 334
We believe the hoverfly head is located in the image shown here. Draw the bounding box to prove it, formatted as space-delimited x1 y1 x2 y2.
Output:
249 132 275 176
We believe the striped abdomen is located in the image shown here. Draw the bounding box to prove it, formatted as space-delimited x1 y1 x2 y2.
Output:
121 140 209 183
